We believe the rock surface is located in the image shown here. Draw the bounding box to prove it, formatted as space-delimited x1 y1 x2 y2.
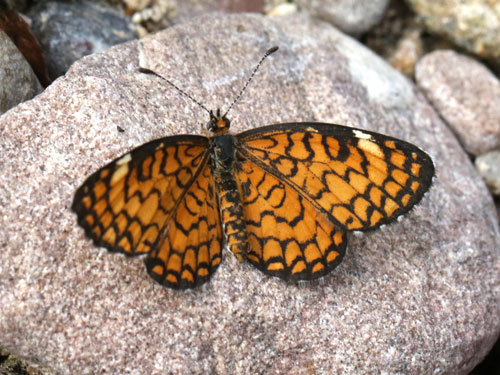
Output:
415 49 500 156
0 13 499 375
476 151 500 195
296 0 390 34
407 0 500 58
0 30 42 114
27 0 138 79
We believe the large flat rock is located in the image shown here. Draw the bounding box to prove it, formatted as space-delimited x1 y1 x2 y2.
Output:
0 13 498 375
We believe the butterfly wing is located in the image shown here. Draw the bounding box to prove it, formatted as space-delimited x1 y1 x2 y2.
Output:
144 159 223 288
234 159 347 280
72 135 223 289
237 123 434 232
234 122 434 280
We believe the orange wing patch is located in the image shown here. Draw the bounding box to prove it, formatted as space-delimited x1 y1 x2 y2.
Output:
238 123 434 232
235 160 346 280
72 135 222 288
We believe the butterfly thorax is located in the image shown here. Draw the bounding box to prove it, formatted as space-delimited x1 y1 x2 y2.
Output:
209 120 248 262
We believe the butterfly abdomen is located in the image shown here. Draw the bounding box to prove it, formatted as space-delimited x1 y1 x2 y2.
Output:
216 177 248 261
211 134 249 261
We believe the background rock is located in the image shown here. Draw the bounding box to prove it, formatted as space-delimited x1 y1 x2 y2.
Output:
296 0 390 35
27 0 138 79
128 0 266 35
0 12 499 375
0 29 42 114
476 151 500 195
415 49 500 156
406 0 500 59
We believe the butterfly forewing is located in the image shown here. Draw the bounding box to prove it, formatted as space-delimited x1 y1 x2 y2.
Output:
235 159 347 280
72 135 223 288
237 123 434 232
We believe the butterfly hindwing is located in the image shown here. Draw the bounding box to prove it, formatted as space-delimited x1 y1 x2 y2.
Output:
237 123 434 232
234 159 347 280
145 159 223 288
72 135 223 288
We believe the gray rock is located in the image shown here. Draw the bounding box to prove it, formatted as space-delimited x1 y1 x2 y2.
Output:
407 0 500 58
0 12 499 375
362 1 429 77
296 0 390 34
0 30 42 114
415 50 500 156
387 28 424 77
476 151 500 195
27 0 138 79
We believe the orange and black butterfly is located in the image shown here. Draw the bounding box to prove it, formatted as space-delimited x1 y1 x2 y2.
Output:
72 46 434 289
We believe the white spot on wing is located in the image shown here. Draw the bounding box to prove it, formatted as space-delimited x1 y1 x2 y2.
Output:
116 153 132 166
353 129 372 140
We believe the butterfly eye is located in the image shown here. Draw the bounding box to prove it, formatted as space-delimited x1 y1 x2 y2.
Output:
206 118 216 131
205 110 217 131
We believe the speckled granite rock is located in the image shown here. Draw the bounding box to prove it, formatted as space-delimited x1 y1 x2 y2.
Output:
407 0 500 58
296 0 390 34
415 50 500 156
0 30 42 114
0 13 499 375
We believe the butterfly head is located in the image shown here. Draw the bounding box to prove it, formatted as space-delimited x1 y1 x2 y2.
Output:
206 108 230 134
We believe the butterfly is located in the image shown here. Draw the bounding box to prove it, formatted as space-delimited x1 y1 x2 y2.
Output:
72 46 434 289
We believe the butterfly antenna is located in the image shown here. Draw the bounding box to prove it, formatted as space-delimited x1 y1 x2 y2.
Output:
222 46 279 118
138 67 211 115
